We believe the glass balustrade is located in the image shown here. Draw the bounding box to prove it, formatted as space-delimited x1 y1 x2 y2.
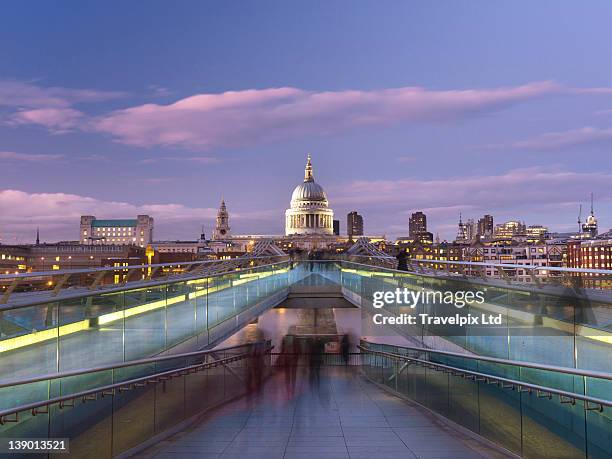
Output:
0 343 267 459
0 262 290 383
362 341 611 459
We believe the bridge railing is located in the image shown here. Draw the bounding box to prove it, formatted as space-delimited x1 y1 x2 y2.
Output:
0 341 272 459
336 259 611 371
0 261 290 379
344 254 612 290
0 254 288 305
2 257 610 381
360 340 612 459
407 257 612 290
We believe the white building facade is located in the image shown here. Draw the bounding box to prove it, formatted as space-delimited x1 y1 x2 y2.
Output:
285 155 334 236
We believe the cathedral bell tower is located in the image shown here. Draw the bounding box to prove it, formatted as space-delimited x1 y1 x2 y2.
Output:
212 198 231 240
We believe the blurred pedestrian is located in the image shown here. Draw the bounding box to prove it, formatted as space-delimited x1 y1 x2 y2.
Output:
309 338 324 389
308 250 314 272
280 335 298 396
247 337 266 405
396 250 408 271
341 334 350 366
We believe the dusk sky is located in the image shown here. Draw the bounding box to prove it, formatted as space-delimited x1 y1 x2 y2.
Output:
2 1 612 243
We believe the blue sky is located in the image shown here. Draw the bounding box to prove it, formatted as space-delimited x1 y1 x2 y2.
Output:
1 1 612 243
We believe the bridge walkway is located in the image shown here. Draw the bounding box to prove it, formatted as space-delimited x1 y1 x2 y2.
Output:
137 367 512 459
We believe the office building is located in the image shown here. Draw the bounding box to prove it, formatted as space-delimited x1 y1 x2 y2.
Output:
80 215 154 247
408 211 427 238
494 221 526 240
333 220 340 236
347 211 364 239
477 215 494 239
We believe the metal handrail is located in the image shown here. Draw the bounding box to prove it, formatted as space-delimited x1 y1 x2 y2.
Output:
359 346 612 410
334 257 612 276
0 345 272 424
346 254 399 260
360 340 612 381
0 341 267 389
342 255 612 275
0 255 286 281
3 255 607 280
408 258 612 275
336 259 612 301
0 260 290 310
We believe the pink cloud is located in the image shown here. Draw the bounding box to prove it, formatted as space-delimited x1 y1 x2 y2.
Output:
0 151 64 162
92 81 562 149
0 190 217 243
489 126 612 150
0 80 125 108
9 108 84 133
332 167 611 208
139 156 224 165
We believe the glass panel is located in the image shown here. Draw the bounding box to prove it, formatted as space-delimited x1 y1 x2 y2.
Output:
49 393 113 459
447 374 479 432
165 281 196 349
520 392 585 458
184 370 209 418
0 302 58 380
154 377 186 434
58 291 125 371
123 286 166 361
209 274 234 328
190 277 208 347
112 385 156 456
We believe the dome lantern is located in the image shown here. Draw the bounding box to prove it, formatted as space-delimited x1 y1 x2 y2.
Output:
304 154 314 182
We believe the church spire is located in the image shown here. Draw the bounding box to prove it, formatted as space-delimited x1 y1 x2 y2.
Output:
36 227 40 246
304 154 314 182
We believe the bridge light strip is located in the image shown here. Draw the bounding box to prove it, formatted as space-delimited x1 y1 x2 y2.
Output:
0 320 90 354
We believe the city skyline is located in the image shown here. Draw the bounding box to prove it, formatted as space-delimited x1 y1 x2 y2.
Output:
2 2 612 243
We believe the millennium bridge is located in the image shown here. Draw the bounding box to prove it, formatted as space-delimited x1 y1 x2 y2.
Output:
0 240 610 458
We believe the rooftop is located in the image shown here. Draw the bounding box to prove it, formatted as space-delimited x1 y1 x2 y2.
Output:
91 219 138 227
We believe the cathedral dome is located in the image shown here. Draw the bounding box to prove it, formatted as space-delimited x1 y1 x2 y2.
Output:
291 180 327 202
